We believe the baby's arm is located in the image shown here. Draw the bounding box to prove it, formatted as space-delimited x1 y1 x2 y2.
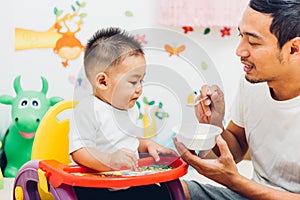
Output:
71 147 138 171
138 137 178 161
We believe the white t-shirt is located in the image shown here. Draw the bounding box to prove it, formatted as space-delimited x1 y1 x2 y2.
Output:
231 77 300 193
69 95 140 157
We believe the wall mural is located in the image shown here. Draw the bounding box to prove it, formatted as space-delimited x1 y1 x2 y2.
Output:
136 97 169 139
181 26 232 37
15 1 87 67
6 1 224 159
127 28 223 149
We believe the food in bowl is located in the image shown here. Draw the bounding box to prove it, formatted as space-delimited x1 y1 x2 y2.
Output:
173 123 222 150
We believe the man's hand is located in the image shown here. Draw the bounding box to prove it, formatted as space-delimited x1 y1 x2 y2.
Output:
174 135 240 187
195 85 225 128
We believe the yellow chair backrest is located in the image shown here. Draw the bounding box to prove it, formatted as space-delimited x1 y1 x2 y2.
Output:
31 100 77 165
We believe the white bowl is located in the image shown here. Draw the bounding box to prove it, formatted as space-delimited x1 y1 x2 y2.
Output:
173 123 222 150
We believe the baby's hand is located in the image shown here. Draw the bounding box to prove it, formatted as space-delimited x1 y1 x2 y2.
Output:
146 140 178 161
109 148 138 171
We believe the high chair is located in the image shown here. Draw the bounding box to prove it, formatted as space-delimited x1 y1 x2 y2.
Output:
13 100 188 200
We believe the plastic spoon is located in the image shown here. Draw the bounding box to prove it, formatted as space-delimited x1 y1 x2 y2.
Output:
186 96 209 107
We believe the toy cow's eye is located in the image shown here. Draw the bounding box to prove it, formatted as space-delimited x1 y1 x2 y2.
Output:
31 98 40 109
18 98 29 108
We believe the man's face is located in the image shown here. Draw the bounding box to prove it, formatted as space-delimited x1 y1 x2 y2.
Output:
107 54 146 110
236 7 288 84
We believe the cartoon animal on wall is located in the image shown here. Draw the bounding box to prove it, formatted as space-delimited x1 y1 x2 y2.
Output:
15 1 87 67
0 76 63 177
53 2 86 67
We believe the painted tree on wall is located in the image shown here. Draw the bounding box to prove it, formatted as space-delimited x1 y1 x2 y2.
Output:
136 97 169 138
15 1 87 67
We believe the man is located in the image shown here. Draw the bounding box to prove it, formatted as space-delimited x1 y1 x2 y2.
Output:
174 0 300 199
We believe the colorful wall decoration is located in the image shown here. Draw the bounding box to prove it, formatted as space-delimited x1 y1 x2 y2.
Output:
15 1 86 67
159 0 249 37
1 0 245 155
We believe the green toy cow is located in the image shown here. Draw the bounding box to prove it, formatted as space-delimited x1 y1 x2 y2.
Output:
0 75 63 177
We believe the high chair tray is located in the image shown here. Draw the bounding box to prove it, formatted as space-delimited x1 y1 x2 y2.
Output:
39 156 188 188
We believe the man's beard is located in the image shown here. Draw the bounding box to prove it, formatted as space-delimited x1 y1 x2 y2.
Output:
244 51 283 84
245 74 265 84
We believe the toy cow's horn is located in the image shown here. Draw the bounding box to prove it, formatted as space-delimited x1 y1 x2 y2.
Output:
13 75 23 94
41 76 48 95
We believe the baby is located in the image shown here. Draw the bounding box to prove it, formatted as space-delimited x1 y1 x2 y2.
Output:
68 27 177 200
69 27 177 173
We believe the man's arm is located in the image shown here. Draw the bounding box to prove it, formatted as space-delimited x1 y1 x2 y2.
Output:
213 121 249 163
230 174 300 200
174 136 300 200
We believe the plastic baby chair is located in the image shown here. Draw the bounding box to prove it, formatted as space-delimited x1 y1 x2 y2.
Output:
13 100 188 200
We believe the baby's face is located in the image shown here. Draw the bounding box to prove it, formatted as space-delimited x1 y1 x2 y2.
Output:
106 54 146 110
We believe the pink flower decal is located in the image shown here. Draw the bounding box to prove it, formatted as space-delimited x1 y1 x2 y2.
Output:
135 34 148 45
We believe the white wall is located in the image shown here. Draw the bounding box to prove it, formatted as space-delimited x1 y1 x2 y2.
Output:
0 0 244 139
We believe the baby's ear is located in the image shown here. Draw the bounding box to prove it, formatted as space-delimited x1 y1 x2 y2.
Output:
96 72 108 90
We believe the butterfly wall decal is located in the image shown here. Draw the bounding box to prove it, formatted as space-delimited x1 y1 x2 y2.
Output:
164 44 186 57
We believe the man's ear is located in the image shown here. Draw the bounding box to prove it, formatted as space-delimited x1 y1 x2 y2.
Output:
290 37 300 55
95 72 108 90
287 37 300 64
